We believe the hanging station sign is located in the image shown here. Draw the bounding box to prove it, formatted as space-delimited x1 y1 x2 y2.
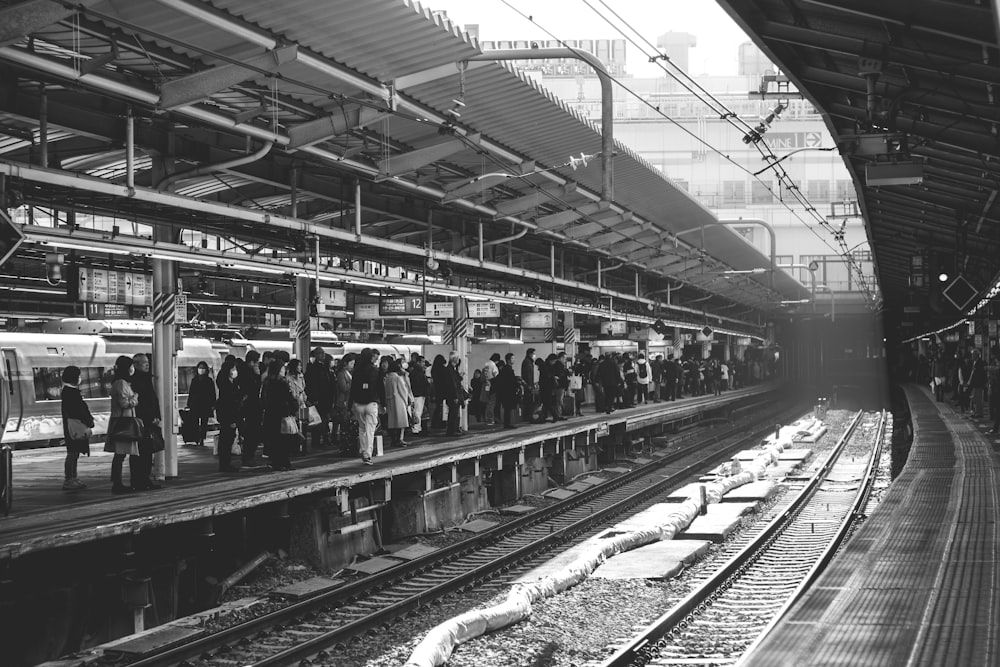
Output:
425 301 454 318
78 267 153 306
467 301 500 319
520 312 553 328
379 295 424 317
354 303 380 320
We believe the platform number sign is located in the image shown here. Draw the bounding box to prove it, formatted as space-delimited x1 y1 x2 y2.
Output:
379 295 424 316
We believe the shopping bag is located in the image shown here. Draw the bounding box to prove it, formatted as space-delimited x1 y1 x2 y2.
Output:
306 405 322 427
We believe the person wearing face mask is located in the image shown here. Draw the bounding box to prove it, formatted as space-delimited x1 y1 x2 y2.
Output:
215 357 241 472
106 356 141 494
186 361 217 447
60 365 94 490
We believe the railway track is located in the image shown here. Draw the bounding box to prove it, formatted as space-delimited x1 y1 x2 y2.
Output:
592 409 886 667
118 404 804 667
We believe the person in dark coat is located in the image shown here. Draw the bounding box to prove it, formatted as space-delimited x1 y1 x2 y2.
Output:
521 348 539 423
187 360 217 447
430 354 456 433
408 356 429 436
60 365 94 490
239 350 263 466
536 355 563 423
304 347 334 448
215 357 240 472
495 352 518 428
130 353 162 491
597 353 621 414
260 359 297 471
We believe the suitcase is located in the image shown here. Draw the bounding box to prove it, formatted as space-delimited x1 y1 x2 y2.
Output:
179 408 200 444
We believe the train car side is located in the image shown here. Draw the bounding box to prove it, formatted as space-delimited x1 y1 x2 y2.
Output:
0 333 219 448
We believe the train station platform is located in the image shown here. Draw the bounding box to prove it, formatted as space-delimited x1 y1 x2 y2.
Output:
0 384 778 562
741 384 1000 667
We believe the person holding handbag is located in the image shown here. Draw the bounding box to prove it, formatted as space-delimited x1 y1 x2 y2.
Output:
60 365 94 490
383 359 414 448
260 359 297 471
286 359 308 454
105 356 142 494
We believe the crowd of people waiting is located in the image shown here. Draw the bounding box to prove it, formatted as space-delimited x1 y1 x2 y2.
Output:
913 347 1000 434
59 345 763 492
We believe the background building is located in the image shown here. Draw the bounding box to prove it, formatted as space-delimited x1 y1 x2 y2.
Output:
482 38 876 307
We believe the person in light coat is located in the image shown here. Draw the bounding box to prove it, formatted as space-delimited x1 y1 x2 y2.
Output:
384 359 415 448
106 355 140 494
481 353 500 425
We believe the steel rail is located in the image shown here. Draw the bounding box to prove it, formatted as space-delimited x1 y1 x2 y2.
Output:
731 409 888 666
597 409 869 667
123 402 801 667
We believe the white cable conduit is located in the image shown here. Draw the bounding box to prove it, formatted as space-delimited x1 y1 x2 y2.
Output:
156 139 273 191
404 418 824 667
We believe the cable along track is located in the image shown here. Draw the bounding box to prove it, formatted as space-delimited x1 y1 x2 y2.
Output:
594 409 886 667
118 405 801 667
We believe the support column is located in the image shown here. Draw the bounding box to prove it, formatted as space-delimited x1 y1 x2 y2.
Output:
294 276 311 362
451 296 470 432
152 225 179 479
564 312 576 360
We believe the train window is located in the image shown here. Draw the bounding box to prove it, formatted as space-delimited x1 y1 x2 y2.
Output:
177 366 204 394
33 366 110 401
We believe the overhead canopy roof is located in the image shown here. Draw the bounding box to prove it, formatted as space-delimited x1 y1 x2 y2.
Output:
718 0 1000 329
0 0 808 324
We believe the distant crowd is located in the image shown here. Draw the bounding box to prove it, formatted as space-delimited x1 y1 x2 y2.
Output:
59 346 768 491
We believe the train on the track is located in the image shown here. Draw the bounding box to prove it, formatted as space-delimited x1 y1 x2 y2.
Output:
0 321 421 448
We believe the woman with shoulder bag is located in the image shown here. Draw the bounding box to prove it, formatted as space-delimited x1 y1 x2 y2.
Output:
61 365 94 491
105 356 142 494
384 359 414 448
286 359 308 454
260 359 297 471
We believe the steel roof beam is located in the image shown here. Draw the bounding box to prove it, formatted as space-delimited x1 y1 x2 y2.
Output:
287 105 389 150
376 133 480 178
800 0 997 48
756 21 1000 87
561 221 605 240
0 0 103 46
442 161 533 202
492 182 576 217
159 45 298 110
534 201 609 231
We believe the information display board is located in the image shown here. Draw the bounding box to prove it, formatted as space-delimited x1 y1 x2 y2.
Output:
520 312 553 328
425 302 454 318
78 267 153 306
355 303 380 320
379 295 424 316
467 301 500 319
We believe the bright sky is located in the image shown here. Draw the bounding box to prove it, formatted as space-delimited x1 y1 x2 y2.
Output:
422 0 753 77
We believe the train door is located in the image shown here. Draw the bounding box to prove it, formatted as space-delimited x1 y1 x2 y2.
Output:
0 348 19 514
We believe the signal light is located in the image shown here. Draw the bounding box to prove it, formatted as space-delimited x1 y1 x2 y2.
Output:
938 272 949 283
45 252 64 286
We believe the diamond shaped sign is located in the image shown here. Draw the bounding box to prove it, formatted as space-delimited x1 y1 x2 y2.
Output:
942 275 978 312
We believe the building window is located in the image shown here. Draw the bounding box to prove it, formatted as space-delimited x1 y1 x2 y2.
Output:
835 180 855 200
751 180 774 204
806 180 830 202
723 181 746 206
